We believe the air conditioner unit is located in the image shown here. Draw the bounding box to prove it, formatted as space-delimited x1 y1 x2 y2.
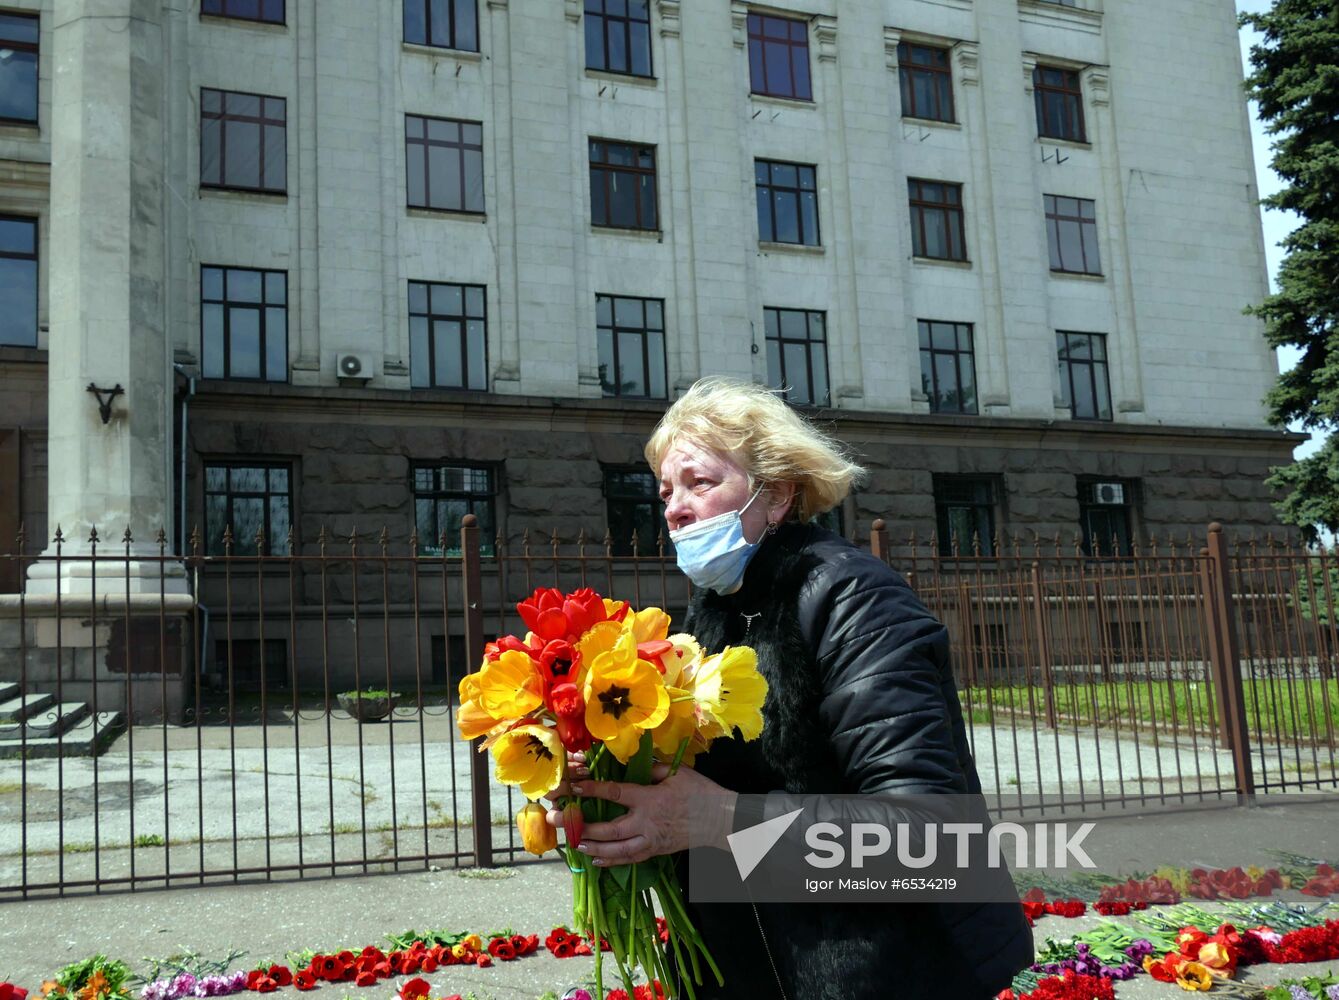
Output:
336 352 375 381
1092 481 1125 505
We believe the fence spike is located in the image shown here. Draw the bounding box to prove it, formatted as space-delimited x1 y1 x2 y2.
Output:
347 527 358 555
222 524 234 555
603 528 614 556
189 524 202 556
53 524 64 546
408 527 419 554
15 523 24 551
89 525 100 546
123 525 134 547
285 523 294 553
379 526 389 550
255 523 266 553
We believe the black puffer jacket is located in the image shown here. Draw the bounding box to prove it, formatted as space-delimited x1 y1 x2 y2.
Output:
680 522 1033 1000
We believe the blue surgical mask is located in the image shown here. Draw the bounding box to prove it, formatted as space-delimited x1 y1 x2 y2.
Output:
670 488 765 594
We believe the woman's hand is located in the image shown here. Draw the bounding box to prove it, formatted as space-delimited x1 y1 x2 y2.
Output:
547 764 737 866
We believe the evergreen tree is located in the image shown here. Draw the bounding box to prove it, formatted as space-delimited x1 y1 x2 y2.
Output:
1240 0 1339 540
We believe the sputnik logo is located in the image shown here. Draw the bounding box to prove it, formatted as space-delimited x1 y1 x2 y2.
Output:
725 808 805 880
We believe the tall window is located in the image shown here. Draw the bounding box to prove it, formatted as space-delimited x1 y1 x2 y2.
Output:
404 0 478 51
918 320 977 415
897 41 954 123
201 0 284 24
200 89 287 194
1033 65 1086 142
1078 479 1135 558
908 179 966 261
747 13 811 101
933 476 998 557
0 216 37 348
409 281 487 391
0 12 38 124
604 467 668 557
589 140 658 231
406 115 485 214
413 463 496 557
1056 331 1112 421
755 160 819 246
597 294 666 399
204 463 292 556
584 0 652 78
764 307 829 407
201 266 288 382
1044 195 1101 275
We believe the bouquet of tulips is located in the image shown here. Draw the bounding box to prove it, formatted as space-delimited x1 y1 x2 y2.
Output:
455 586 768 1000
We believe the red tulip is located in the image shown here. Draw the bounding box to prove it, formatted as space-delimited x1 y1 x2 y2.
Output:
562 800 585 846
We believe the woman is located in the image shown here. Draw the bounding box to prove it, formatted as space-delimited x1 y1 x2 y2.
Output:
556 378 1033 999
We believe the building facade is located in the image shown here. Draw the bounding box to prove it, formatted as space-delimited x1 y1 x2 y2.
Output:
0 0 1297 588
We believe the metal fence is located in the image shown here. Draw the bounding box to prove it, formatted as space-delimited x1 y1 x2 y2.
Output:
0 519 1335 898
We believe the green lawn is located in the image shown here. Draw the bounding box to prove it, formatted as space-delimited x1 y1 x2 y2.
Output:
961 678 1339 742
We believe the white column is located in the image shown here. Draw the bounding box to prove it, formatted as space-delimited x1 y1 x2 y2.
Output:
31 0 185 594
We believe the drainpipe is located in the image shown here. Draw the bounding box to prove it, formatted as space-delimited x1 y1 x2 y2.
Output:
173 363 195 557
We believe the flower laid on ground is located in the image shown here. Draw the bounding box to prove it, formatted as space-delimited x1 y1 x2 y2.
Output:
456 585 768 1000
40 957 134 1000
1 984 30 1000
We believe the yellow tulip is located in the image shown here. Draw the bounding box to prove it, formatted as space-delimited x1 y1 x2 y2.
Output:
691 646 768 742
456 697 501 741
516 802 557 856
475 649 544 719
490 723 564 799
463 933 482 951
583 630 669 763
1174 962 1213 992
623 606 670 645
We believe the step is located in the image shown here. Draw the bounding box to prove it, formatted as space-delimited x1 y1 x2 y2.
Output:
0 692 55 728
20 701 92 740
0 682 18 704
0 711 124 759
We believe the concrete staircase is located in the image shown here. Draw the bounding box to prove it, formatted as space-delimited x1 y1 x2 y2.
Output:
0 682 123 758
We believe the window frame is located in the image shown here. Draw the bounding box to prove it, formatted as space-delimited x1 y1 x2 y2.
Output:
746 12 812 102
932 474 1000 558
908 178 967 262
764 306 830 408
1044 194 1102 275
403 0 479 52
203 461 294 557
754 158 820 247
603 465 670 558
405 114 486 215
1033 64 1087 143
589 139 659 232
412 462 497 557
200 265 289 383
200 0 286 25
918 320 978 415
0 11 39 126
596 294 668 400
1056 330 1113 422
0 214 38 348
408 280 488 391
1077 477 1136 558
897 40 955 124
199 87 288 195
584 0 654 79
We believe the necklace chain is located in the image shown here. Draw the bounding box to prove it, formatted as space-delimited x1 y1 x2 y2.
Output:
741 611 762 637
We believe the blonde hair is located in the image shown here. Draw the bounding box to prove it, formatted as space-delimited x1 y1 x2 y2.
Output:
644 378 866 521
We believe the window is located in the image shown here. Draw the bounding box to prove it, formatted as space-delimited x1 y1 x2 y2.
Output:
604 467 668 557
908 179 966 261
204 463 292 556
1044 195 1101 275
764 307 829 407
1056 331 1111 421
584 0 652 78
201 266 288 382
413 463 496 557
897 41 954 123
214 639 290 691
200 89 286 194
0 12 38 124
1033 64 1085 143
755 160 819 246
409 281 487 390
933 476 997 557
597 294 666 399
747 13 811 101
201 0 284 24
0 216 37 348
918 320 977 415
403 0 478 51
406 115 484 213
589 140 658 231
1078 478 1135 558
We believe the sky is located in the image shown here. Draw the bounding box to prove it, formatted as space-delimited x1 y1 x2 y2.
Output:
1235 0 1322 463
